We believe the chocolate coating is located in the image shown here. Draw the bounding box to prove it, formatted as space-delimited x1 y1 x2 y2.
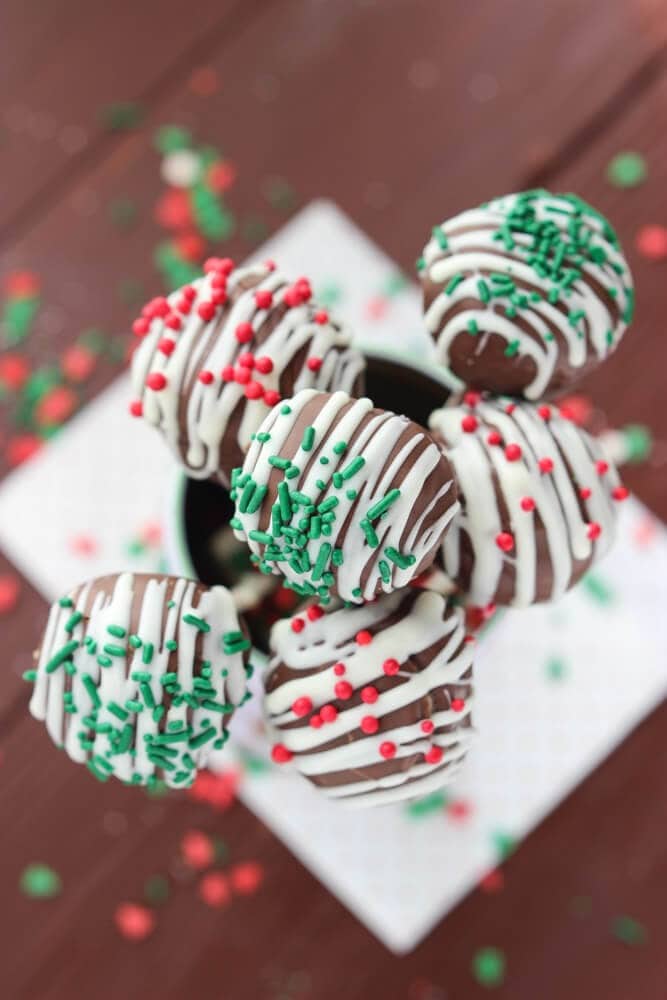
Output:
266 589 474 807
131 260 365 487
429 397 628 608
419 190 633 400
26 572 251 788
232 389 460 604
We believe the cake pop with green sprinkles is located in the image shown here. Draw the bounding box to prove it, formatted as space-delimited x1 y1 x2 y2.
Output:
24 572 252 788
419 189 634 399
230 389 460 604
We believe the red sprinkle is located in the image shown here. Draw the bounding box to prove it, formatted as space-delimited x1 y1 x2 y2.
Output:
360 716 379 734
495 532 514 552
504 443 522 462
420 720 435 735
333 662 346 676
612 485 630 501
425 746 443 764
238 352 255 369
307 357 323 373
539 457 554 474
158 338 176 356
210 273 227 290
270 744 293 764
291 617 305 633
146 372 167 391
379 741 396 759
244 381 263 400
520 496 535 512
264 259 276 272
221 365 235 382
129 400 143 418
307 604 324 621
235 322 253 344
356 630 373 646
181 830 215 870
314 310 329 325
451 698 465 712
132 317 150 337
320 704 338 723
255 289 273 310
587 522 602 540
210 290 228 307
487 431 502 446
361 686 379 704
198 370 214 385
264 390 281 407
309 714 323 729
164 313 182 331
255 356 273 374
197 302 216 322
579 487 592 500
181 285 197 301
538 405 552 421
595 460 609 476
0 353 30 389
204 257 234 275
461 414 478 433
382 658 400 676
234 367 251 385
463 391 482 407
114 903 155 942
292 696 312 717
334 681 353 700
505 403 516 414
7 434 42 467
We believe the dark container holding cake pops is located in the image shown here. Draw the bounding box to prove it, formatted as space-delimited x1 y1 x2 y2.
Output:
165 348 452 656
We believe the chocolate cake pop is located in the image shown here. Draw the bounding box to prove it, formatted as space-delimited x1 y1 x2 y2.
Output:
231 389 460 604
130 259 365 487
25 572 252 787
266 589 474 806
418 190 634 399
428 395 629 608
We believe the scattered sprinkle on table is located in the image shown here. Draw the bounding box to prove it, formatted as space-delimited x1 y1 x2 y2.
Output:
635 224 667 261
20 863 61 899
199 871 231 908
546 656 567 681
606 152 647 189
611 914 647 946
472 946 506 988
181 830 215 870
114 902 155 941
0 573 20 615
230 861 264 895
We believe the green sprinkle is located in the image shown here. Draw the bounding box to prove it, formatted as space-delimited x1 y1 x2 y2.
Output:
103 643 126 658
142 642 154 664
248 529 272 545
301 426 315 451
107 624 126 639
546 656 567 681
268 455 290 470
378 559 391 584
20 864 62 899
285 465 299 480
58 596 73 608
384 547 416 570
318 496 339 514
82 674 101 708
45 641 79 674
22 668 37 683
582 573 614 605
472 947 506 987
107 701 129 721
332 548 344 567
256 431 271 443
239 480 257 513
280 404 292 415
340 456 365 481
366 488 400 521
64 611 83 633
333 440 348 455
128 634 142 649
165 639 178 652
188 727 217 749
319 456 329 465
445 273 465 295
312 543 333 582
467 319 479 335
406 791 448 817
346 489 357 500
229 517 243 530
182 613 211 633
278 481 292 521
124 699 143 713
432 225 448 250
87 758 111 782
477 279 491 303
97 654 112 668
140 682 155 709
360 519 379 548
504 339 520 358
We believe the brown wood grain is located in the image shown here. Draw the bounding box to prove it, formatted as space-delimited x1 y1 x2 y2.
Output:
2 2 667 997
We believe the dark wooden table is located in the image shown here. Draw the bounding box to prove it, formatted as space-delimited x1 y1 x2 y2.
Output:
1 3 666 997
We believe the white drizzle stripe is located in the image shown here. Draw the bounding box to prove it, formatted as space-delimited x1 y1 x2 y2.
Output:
234 390 460 603
266 590 474 806
422 192 633 399
131 264 365 483
29 573 250 788
429 399 620 607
